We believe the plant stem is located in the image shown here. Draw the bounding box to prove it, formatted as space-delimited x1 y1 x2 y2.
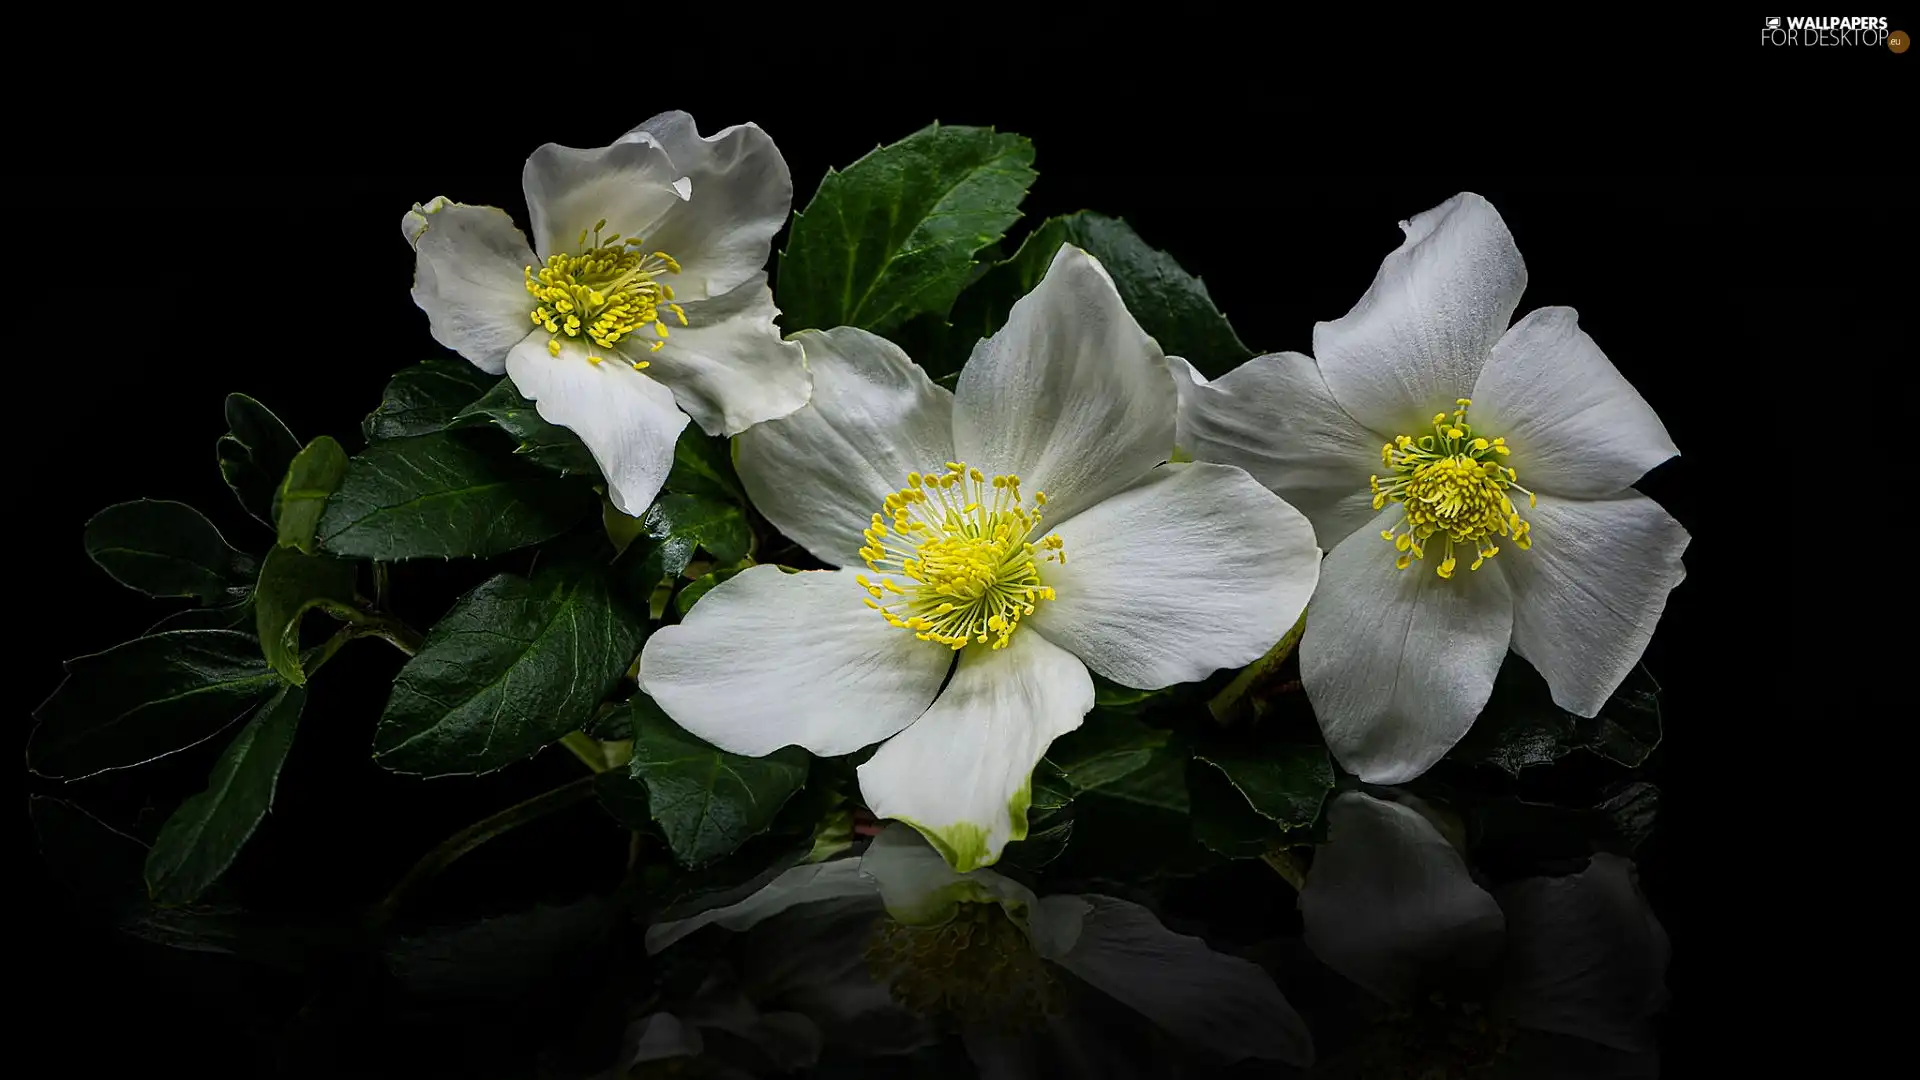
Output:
1261 847 1307 891
561 731 610 773
1208 613 1307 724
376 775 597 920
352 614 423 656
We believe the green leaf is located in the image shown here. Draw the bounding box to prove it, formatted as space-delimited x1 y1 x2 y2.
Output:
777 123 1037 335
1449 660 1664 775
1008 212 1249 375
316 429 595 561
1046 711 1171 793
1596 782 1660 855
999 768 1075 873
28 630 282 780
665 426 744 501
615 494 752 600
1193 742 1335 832
674 561 751 616
274 436 348 554
900 210 1254 380
453 377 601 477
1089 675 1171 713
144 684 306 904
628 693 809 868
363 357 499 441
1187 758 1281 860
253 547 360 685
216 393 302 527
373 558 646 776
83 499 256 605
148 599 255 635
1083 742 1191 815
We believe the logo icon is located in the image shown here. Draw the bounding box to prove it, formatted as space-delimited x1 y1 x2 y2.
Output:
1765 17 1781 29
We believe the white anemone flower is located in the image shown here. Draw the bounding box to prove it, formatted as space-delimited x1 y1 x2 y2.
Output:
648 824 1316 1071
1299 792 1669 1077
402 111 810 515
1173 193 1689 783
639 246 1320 871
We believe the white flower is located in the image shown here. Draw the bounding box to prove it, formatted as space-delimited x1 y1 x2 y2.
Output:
402 111 810 515
1173 193 1689 783
647 824 1315 1070
638 246 1321 871
1299 792 1669 1076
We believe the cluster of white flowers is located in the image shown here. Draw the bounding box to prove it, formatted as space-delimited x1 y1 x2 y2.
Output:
407 114 1687 877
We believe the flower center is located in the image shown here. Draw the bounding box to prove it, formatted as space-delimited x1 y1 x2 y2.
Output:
1370 398 1534 579
524 219 686 371
864 902 1063 1030
857 462 1064 652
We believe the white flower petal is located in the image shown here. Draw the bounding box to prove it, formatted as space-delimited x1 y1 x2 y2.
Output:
1471 306 1680 499
1500 493 1689 717
402 198 538 375
644 857 877 954
952 245 1176 525
504 334 685 515
1313 193 1528 435
1299 792 1506 1005
1300 506 1514 784
735 327 956 568
1170 353 1385 546
621 272 809 437
638 565 953 757
612 112 791 303
625 1013 703 1065
857 632 1094 872
522 131 687 263
1494 855 1670 1053
1029 463 1321 690
858 823 1046 925
1053 894 1313 1066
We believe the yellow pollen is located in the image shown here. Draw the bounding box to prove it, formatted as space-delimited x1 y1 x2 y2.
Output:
524 222 682 367
857 463 1062 651
1369 399 1535 578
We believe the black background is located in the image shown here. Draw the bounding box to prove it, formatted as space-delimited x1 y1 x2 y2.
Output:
17 23 1901 1078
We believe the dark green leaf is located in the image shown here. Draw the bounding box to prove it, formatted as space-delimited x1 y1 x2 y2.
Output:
144 684 306 904
1187 758 1282 860
1000 768 1075 873
148 600 255 635
216 393 302 527
363 357 499 441
615 494 752 601
254 547 360 685
899 210 1252 379
317 429 595 561
665 426 744 501
28 630 281 780
1047 711 1171 793
1005 212 1250 376
1084 741 1191 815
275 436 349 554
30 797 336 968
1449 660 1664 775
83 499 256 605
1193 743 1334 832
628 693 809 868
373 558 646 776
454 378 601 477
1596 782 1660 855
674 561 751 616
594 767 651 830
777 124 1037 335
1089 675 1171 713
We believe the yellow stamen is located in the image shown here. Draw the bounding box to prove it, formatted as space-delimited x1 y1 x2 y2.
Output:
1370 400 1536 578
858 462 1063 651
524 222 683 370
